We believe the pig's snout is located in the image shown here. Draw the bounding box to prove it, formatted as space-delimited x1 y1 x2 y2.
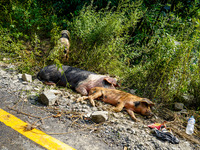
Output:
142 108 153 116
144 109 154 119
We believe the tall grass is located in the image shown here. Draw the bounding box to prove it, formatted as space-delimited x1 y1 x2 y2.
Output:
0 0 199 109
68 0 143 74
67 0 200 108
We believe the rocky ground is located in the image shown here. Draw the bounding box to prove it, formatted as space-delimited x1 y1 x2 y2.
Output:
0 61 199 150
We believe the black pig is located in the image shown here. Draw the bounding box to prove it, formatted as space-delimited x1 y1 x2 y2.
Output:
37 65 118 95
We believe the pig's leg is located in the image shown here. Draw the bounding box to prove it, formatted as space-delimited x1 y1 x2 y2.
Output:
113 102 125 112
75 86 88 96
126 109 139 122
43 81 56 86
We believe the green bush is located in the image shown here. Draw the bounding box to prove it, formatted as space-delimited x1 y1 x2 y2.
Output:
68 0 143 75
0 27 23 58
127 15 200 107
0 0 199 109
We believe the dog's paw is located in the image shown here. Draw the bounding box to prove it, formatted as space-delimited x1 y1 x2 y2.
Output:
134 118 141 122
112 107 121 112
77 97 84 103
89 99 96 107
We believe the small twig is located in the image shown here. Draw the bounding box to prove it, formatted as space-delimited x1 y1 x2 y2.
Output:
46 123 104 135
24 115 58 131
7 107 54 131
12 98 23 108
7 106 41 119
68 113 84 127
33 115 53 126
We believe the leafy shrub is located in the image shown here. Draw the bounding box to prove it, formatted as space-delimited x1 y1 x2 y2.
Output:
68 0 143 75
126 14 200 107
0 0 200 110
0 27 24 58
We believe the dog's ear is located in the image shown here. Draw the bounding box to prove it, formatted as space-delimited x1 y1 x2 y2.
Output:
104 77 119 87
140 98 155 106
61 30 70 39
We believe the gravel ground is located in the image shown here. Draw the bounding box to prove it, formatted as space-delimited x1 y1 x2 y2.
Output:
0 61 199 150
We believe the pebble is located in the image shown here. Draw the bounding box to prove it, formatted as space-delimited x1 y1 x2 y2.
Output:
91 111 108 123
22 73 32 82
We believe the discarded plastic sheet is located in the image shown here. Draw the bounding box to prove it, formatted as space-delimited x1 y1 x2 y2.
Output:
153 128 180 144
148 121 179 144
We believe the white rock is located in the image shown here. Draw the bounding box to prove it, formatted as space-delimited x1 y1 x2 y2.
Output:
17 74 22 79
0 69 7 75
48 89 62 95
130 89 136 94
22 73 32 82
22 81 28 85
90 111 108 123
39 91 58 106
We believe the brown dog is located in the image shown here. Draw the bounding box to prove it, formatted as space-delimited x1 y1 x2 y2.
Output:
59 30 70 61
77 87 155 121
48 30 70 62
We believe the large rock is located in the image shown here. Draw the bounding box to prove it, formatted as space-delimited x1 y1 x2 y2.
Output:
22 73 32 82
39 91 58 106
90 111 108 123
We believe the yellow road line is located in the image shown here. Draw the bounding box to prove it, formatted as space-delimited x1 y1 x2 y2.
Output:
0 108 75 150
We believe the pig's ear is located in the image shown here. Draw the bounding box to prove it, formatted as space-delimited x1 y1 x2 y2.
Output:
141 98 155 106
104 77 119 87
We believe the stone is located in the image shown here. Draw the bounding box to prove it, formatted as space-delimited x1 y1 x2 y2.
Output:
48 89 62 95
24 85 33 91
174 103 184 111
0 69 7 75
130 89 136 94
22 73 32 82
22 81 28 85
17 74 22 79
90 111 108 123
91 107 98 111
127 127 135 134
12 75 18 80
39 91 58 106
83 112 92 118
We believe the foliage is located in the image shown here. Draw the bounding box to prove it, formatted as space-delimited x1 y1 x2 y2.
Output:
0 0 199 110
68 0 143 74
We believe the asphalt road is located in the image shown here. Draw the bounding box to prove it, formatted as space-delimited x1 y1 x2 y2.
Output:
0 80 117 150
0 121 45 150
0 90 45 150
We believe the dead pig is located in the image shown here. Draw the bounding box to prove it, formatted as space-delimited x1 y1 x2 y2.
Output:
37 65 118 95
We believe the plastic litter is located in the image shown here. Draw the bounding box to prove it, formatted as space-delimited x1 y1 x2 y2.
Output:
186 116 195 135
153 128 180 144
148 121 179 144
148 121 167 130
